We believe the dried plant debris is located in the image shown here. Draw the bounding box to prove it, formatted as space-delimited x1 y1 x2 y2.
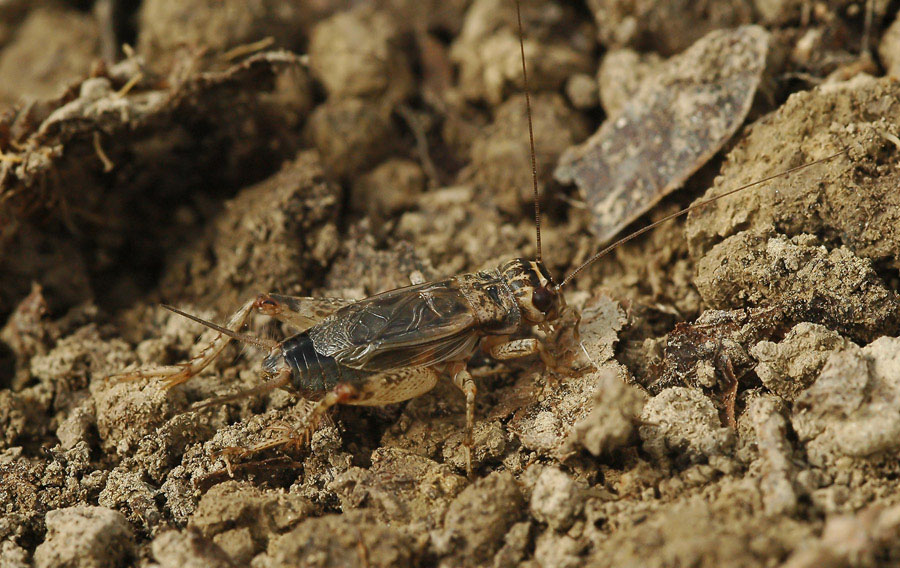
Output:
648 306 785 426
0 50 309 227
555 26 769 244
2 1 900 567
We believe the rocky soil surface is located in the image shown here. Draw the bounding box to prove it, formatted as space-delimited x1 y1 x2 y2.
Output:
2 1 900 567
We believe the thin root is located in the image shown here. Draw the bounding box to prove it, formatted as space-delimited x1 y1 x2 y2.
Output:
93 131 115 172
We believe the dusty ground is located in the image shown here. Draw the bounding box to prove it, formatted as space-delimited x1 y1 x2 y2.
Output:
2 1 900 567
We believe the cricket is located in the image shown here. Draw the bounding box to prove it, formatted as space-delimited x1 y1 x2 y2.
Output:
111 1 848 478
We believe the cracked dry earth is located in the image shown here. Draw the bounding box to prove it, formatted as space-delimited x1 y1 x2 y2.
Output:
2 1 900 567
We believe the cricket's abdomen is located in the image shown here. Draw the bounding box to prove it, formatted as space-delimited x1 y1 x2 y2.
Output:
280 332 370 399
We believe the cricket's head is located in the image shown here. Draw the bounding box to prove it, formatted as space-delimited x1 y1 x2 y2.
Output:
500 258 562 324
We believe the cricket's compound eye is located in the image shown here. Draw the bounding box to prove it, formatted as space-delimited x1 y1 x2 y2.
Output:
532 286 554 314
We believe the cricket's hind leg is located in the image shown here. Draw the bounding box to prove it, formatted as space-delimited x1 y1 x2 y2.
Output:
254 294 354 332
111 298 262 388
217 384 359 462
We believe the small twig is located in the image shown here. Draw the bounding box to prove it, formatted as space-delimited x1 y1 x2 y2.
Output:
397 104 442 188
554 192 589 210
114 72 144 98
861 0 875 58
222 36 276 61
0 152 23 164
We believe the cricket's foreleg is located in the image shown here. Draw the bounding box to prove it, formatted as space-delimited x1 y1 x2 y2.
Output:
112 298 259 388
490 338 557 369
448 362 477 476
490 337 573 390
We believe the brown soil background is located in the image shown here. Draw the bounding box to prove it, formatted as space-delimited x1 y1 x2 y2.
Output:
2 1 900 567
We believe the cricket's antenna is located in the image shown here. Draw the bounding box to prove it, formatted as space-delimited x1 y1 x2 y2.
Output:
558 148 849 288
161 305 277 351
516 0 542 261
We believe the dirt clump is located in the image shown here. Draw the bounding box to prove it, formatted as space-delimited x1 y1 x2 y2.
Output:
433 471 525 566
159 149 341 309
472 92 591 214
751 322 853 401
138 0 315 73
33 506 133 568
330 447 467 528
694 231 900 341
686 76 900 267
792 336 900 466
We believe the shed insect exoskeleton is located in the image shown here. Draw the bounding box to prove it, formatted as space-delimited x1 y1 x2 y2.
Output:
113 1 846 477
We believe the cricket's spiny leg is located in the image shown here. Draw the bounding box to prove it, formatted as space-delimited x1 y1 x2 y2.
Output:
217 383 360 467
449 362 477 476
112 298 259 388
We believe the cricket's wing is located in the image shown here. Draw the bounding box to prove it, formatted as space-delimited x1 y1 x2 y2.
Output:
307 279 480 371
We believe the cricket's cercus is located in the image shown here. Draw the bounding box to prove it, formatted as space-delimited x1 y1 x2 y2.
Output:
112 2 847 478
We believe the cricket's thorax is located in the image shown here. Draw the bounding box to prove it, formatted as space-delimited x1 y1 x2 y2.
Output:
454 269 522 335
